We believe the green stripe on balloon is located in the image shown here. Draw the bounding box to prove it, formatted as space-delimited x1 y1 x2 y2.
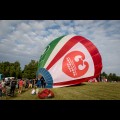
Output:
38 35 65 68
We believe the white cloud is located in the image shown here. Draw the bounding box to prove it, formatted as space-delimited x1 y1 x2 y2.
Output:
0 20 120 76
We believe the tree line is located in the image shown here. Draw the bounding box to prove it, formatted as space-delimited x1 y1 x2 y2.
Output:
0 60 120 81
101 72 120 82
0 60 38 79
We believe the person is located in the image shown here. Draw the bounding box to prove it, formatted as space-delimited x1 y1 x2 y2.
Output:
2 86 6 99
10 78 16 96
32 79 35 88
40 76 46 88
5 80 11 96
36 86 39 94
31 87 36 95
29 79 33 88
36 79 41 88
22 80 26 91
18 79 24 94
25 80 29 89
35 78 38 85
1 79 5 88
0 81 2 99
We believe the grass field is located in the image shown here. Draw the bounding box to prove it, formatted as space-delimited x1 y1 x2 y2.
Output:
2 82 120 100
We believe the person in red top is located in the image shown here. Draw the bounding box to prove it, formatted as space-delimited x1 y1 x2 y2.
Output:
18 79 23 94
0 81 2 99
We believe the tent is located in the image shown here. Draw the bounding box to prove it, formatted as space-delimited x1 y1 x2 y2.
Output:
88 78 98 82
36 35 102 88
0 74 3 81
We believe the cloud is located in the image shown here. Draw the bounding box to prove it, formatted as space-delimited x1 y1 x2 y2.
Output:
0 20 120 76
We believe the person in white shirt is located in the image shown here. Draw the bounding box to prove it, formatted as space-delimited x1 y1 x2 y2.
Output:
1 79 5 88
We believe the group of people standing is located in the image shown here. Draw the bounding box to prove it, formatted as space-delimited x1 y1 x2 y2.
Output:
0 78 17 98
36 76 46 88
0 75 47 99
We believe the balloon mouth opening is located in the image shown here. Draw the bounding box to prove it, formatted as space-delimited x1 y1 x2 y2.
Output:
36 68 53 88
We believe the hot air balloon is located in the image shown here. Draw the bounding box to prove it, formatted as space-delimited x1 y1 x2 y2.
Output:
36 35 102 88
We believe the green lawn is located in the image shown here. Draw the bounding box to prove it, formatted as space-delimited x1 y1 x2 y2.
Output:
2 82 120 100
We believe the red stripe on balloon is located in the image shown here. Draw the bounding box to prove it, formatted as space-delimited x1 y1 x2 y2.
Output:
47 36 86 70
46 36 102 77
53 77 94 86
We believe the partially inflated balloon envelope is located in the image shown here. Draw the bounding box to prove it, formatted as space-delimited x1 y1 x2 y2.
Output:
37 35 102 88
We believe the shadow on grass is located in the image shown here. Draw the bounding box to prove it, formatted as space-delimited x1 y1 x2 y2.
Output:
64 83 86 88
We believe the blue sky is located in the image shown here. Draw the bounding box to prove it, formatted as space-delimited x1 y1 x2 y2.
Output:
0 20 120 75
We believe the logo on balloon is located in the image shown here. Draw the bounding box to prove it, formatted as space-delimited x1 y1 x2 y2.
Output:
62 51 89 78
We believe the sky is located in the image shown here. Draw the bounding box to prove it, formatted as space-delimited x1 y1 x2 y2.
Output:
0 20 120 76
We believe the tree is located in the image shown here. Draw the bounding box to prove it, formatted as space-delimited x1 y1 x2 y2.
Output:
0 61 22 78
3 61 10 77
112 73 117 81
14 61 22 79
101 72 108 79
22 60 38 79
108 73 113 82
10 63 15 77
